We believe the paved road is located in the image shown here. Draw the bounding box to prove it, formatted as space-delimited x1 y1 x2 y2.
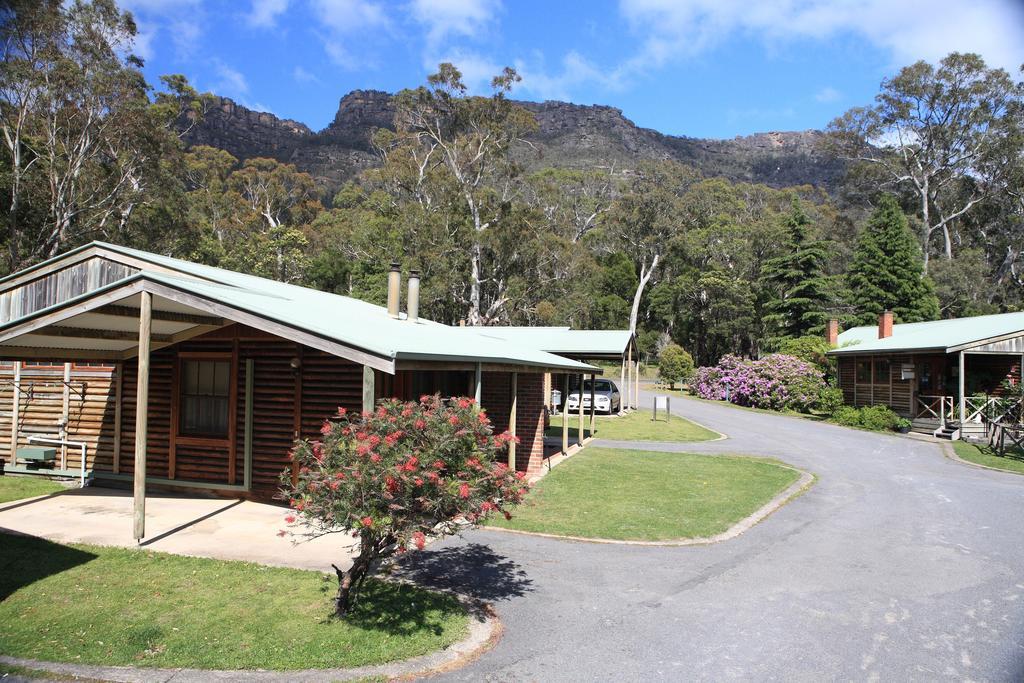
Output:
397 390 1024 681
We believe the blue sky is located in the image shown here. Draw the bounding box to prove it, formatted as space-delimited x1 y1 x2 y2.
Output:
123 0 1024 139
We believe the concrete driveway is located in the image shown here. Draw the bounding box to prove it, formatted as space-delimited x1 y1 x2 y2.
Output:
396 389 1024 681
0 486 357 572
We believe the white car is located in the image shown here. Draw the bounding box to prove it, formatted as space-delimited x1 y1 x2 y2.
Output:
565 379 621 414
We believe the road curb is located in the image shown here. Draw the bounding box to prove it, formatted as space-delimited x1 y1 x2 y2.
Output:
0 592 501 683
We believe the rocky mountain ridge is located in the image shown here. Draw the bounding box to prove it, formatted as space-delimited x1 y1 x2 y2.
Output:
181 90 845 192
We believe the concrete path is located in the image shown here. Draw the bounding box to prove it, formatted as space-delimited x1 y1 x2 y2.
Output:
394 389 1024 681
0 487 357 572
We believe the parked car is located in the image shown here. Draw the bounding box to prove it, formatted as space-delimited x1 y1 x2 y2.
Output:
565 379 621 414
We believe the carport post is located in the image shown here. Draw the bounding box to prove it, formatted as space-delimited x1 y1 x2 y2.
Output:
618 356 626 416
959 351 966 430
634 359 640 410
508 372 517 470
625 344 633 411
133 291 152 542
589 372 596 435
577 373 585 446
474 363 482 403
561 374 570 454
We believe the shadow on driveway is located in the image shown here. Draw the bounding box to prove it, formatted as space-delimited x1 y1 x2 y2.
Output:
394 541 534 604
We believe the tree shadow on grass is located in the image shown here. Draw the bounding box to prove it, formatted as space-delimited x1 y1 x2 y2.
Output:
0 531 97 600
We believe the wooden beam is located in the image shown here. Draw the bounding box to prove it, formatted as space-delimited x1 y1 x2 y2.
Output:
227 338 239 485
577 373 585 446
508 372 517 470
474 363 482 403
959 351 966 433
95 304 223 326
0 346 124 360
561 374 569 455
589 372 596 435
625 344 633 410
133 291 152 542
362 365 375 413
619 356 626 416
243 358 253 491
112 362 122 474
291 345 302 486
9 362 19 464
40 325 172 343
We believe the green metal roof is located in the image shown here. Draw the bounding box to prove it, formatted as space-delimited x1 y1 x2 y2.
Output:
456 326 634 358
0 242 600 373
830 312 1024 355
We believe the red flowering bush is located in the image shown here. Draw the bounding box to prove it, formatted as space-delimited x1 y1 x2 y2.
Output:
280 394 527 617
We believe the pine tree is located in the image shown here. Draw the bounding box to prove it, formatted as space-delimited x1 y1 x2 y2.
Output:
848 195 940 326
761 198 833 346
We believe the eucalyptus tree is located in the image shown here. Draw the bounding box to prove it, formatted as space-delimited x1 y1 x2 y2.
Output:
379 63 538 325
827 52 1024 269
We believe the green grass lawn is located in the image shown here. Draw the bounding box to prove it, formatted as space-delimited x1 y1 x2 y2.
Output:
487 447 801 541
953 441 1024 475
0 475 66 504
0 533 468 671
546 410 719 442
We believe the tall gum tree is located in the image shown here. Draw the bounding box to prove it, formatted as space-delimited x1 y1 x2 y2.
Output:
383 63 537 325
826 52 1024 270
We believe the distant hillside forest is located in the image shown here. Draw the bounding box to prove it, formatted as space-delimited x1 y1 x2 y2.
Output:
2 1 1023 366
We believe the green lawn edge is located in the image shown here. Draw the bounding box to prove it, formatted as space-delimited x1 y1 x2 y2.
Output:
488 447 801 541
952 440 1024 475
0 533 469 671
545 409 720 442
0 476 67 504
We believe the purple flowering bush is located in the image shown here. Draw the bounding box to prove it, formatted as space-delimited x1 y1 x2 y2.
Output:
692 354 828 413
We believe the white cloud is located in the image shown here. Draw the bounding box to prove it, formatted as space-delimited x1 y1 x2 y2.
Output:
514 50 617 101
409 0 501 48
310 0 392 67
213 61 250 97
293 66 321 83
617 0 1024 75
120 0 205 60
247 0 290 28
814 86 841 103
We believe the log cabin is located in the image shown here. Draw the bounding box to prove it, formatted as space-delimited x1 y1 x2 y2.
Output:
0 242 602 540
827 311 1024 439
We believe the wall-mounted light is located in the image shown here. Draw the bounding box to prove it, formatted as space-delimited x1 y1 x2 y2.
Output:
290 357 301 370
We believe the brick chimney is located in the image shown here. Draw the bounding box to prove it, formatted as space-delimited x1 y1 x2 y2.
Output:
878 310 894 339
826 319 839 346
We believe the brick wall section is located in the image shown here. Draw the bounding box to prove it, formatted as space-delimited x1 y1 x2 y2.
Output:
480 371 546 475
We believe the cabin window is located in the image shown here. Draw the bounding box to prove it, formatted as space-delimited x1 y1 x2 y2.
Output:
856 360 872 383
180 359 230 437
22 360 63 369
72 361 113 370
873 359 890 384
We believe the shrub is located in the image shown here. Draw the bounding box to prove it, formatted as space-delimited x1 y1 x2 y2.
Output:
816 386 845 416
692 353 827 413
776 336 835 372
280 395 527 617
831 405 862 427
859 405 901 431
658 343 694 390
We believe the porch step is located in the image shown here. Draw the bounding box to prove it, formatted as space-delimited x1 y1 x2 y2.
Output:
910 418 940 435
935 422 961 440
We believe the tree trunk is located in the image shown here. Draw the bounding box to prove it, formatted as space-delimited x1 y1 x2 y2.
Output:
628 253 659 336
468 241 483 325
332 535 375 618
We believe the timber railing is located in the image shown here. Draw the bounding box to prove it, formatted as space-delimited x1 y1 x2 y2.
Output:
915 395 953 426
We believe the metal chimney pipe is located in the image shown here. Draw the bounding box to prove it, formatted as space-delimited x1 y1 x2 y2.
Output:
407 270 420 323
387 262 401 318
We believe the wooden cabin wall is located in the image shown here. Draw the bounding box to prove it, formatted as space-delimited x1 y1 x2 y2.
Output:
837 354 914 416
116 325 365 500
0 364 118 473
